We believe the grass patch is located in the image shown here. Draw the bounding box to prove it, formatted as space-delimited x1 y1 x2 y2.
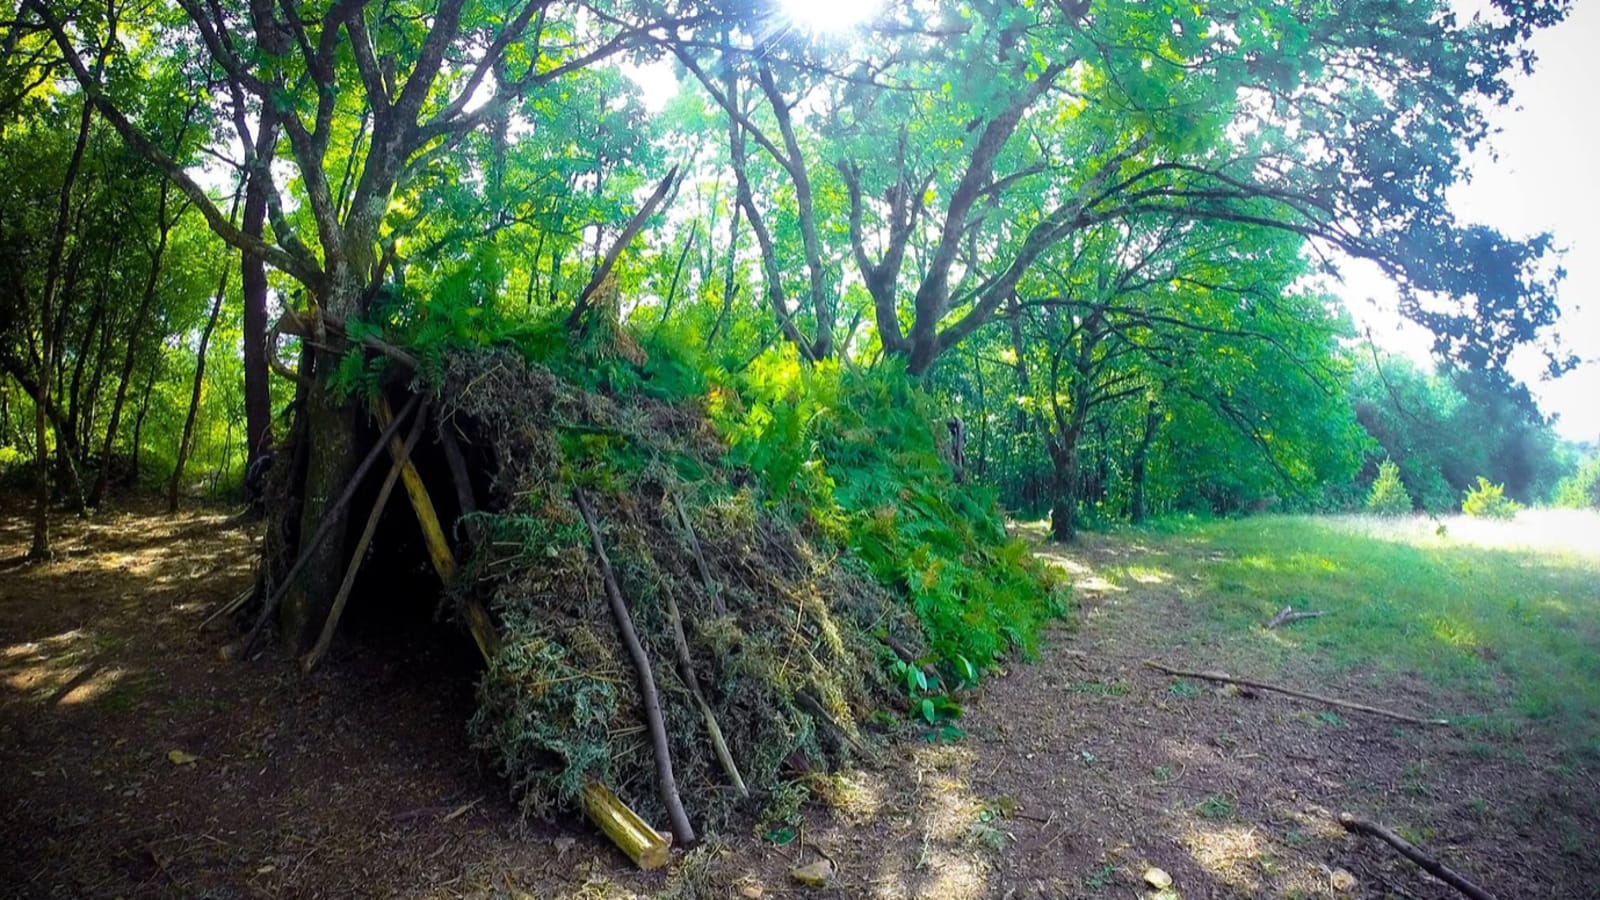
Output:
1104 513 1600 754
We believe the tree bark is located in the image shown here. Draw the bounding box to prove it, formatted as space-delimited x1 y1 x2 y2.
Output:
1048 436 1081 543
241 112 278 465
88 178 176 508
169 260 231 512
1130 402 1160 525
129 354 160 484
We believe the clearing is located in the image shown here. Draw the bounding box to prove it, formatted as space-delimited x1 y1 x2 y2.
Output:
2 501 1597 898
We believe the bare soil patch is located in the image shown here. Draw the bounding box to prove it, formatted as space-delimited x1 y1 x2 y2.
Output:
3 503 1595 898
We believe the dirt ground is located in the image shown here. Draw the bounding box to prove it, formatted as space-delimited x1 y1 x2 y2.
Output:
2 499 1596 898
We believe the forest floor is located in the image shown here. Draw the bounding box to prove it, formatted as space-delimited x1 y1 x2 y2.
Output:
2 498 1597 899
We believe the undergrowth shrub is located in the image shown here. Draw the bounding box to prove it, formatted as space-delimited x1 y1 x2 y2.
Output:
1462 476 1521 519
1365 459 1412 516
709 350 1068 678
1552 456 1600 510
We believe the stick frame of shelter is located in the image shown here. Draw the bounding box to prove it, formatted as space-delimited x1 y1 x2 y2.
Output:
301 401 429 672
373 394 500 661
575 488 696 845
234 393 422 657
662 583 747 796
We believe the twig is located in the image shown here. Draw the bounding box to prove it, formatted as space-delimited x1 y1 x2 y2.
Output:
198 582 256 630
1338 812 1497 900
574 488 696 845
662 584 747 797
1266 606 1328 629
670 492 723 615
1141 660 1450 726
300 403 427 673
235 394 421 656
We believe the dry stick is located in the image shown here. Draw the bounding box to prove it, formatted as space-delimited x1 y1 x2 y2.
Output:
1265 606 1328 629
670 493 724 615
573 488 696 845
1339 812 1498 900
236 393 422 656
1141 660 1450 727
300 403 428 673
661 584 748 797
199 582 256 630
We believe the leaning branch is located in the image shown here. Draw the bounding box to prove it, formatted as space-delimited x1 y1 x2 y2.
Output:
1338 812 1498 900
233 394 421 656
574 489 695 845
301 401 429 673
566 167 680 329
662 585 747 797
1141 660 1450 727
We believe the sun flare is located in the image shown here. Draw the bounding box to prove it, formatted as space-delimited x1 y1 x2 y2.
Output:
778 0 879 33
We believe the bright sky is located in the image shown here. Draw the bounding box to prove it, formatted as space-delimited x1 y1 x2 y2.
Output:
1345 1 1600 443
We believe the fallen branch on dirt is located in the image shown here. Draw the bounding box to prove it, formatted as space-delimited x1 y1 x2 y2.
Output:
580 781 672 870
662 584 747 797
575 488 696 845
1338 812 1498 900
300 403 428 673
233 393 422 658
1141 660 1450 727
1266 606 1328 629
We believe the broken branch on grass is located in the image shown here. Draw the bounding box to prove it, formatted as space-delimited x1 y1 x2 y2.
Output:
1338 812 1498 900
234 393 422 657
1265 606 1328 629
301 402 428 673
662 584 748 797
574 488 696 845
1141 660 1450 727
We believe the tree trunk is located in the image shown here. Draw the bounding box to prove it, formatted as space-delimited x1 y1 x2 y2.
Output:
277 274 364 653
241 113 278 466
81 308 114 453
89 180 174 508
129 354 160 485
170 191 240 512
169 265 229 512
1049 436 1081 543
30 72 100 557
1130 403 1160 525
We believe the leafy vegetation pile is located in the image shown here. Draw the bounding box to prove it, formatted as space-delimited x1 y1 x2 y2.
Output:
408 329 1061 830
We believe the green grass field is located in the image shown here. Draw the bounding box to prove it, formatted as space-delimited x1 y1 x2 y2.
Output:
1093 511 1600 755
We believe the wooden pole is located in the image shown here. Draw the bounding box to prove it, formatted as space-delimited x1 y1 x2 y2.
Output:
662 584 747 797
574 488 696 845
300 402 428 672
1142 660 1450 727
234 393 421 657
373 395 500 662
1339 813 1498 900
